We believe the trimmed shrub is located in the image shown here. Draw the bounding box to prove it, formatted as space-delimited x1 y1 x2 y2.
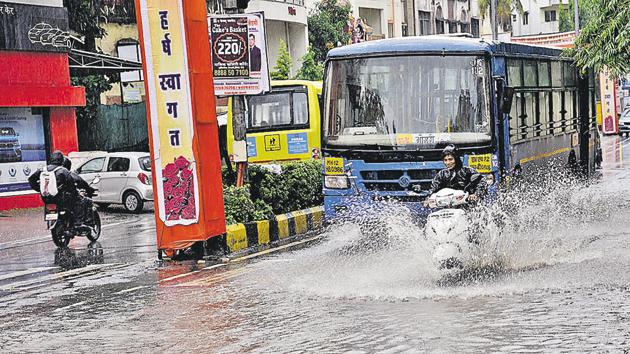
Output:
221 160 323 223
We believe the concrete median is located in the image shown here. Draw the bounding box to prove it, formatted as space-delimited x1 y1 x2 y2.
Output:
225 206 324 254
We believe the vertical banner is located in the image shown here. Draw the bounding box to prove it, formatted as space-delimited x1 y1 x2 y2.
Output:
600 67 618 135
137 0 226 251
139 0 199 225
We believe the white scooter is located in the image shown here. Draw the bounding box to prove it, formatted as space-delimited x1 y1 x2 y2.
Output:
424 188 480 274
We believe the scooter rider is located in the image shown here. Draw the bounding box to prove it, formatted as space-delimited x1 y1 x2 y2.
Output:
424 144 487 205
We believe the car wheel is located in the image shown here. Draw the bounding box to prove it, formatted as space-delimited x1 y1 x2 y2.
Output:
123 191 144 213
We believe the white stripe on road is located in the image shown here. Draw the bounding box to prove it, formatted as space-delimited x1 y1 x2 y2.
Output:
53 301 87 313
0 263 120 292
0 267 57 282
114 285 149 294
157 263 226 283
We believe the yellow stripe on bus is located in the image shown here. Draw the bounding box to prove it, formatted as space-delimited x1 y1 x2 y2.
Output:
519 147 571 165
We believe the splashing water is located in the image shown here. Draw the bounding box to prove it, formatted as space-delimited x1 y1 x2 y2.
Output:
244 173 630 300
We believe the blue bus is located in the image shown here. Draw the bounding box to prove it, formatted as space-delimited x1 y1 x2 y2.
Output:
321 36 599 219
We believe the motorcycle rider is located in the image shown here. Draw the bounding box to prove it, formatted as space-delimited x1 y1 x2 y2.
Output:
425 144 487 204
28 151 85 227
63 157 95 226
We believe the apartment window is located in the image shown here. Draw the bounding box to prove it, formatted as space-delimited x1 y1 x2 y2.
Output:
418 11 432 35
512 14 517 22
436 19 445 34
471 18 480 37
448 20 458 33
523 11 529 25
435 6 445 34
544 10 556 22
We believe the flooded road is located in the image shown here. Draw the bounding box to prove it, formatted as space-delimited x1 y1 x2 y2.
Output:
2 136 630 352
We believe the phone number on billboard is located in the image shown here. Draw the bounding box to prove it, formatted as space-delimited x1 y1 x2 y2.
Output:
213 68 249 77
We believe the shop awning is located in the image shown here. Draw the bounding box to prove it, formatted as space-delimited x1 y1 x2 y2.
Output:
68 49 142 75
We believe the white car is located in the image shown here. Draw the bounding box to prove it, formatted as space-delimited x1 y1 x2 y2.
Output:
75 152 153 213
619 109 630 136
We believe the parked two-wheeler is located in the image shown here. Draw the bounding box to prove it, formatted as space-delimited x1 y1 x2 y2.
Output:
44 185 101 248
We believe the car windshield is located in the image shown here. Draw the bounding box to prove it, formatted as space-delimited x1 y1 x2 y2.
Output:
138 156 151 172
323 55 491 149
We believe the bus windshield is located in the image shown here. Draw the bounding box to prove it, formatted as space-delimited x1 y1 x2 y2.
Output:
324 55 491 149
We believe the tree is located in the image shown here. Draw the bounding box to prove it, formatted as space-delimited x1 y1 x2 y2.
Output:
307 0 352 63
478 0 523 32
271 40 292 80
570 0 630 78
63 0 106 51
295 47 324 81
559 0 593 33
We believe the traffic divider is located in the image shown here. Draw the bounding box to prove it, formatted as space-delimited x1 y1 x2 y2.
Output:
225 206 324 254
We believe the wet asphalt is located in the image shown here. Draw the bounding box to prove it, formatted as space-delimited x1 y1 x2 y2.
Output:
1 136 630 352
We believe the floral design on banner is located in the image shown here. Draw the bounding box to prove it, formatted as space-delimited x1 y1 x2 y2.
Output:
162 156 196 221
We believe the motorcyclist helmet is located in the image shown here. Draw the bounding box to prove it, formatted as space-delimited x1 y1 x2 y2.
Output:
50 150 65 166
62 157 72 170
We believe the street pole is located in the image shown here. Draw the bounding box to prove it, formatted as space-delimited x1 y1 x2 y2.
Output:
573 0 580 34
491 0 498 40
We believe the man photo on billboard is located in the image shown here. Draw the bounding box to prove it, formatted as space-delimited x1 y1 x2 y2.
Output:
249 33 261 72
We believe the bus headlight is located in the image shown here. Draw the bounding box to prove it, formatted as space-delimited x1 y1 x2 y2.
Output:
325 175 349 189
485 173 495 186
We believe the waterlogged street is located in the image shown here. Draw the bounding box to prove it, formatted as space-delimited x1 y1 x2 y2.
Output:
2 136 630 352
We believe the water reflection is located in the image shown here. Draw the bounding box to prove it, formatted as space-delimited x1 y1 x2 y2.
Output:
54 242 104 270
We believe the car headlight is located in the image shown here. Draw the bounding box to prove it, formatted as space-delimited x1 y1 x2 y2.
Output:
324 175 349 189
485 173 495 186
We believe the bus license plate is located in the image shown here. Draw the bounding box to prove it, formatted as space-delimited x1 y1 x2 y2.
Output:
45 213 59 221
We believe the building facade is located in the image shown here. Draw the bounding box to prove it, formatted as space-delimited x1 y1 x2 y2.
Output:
511 0 568 37
97 0 145 105
0 0 85 210
244 0 309 77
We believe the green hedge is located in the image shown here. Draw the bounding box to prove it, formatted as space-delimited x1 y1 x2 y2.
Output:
223 160 323 224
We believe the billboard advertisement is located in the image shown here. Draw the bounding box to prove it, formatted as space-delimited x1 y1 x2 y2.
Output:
0 108 46 195
209 13 270 96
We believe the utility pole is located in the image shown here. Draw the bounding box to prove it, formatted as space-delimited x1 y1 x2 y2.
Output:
224 0 248 187
490 0 498 40
573 0 580 34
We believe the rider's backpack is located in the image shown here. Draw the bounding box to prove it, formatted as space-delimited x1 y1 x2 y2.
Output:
39 166 63 197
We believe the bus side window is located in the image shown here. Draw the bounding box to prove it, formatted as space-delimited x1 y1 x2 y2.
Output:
539 92 551 137
524 92 536 139
293 92 309 125
552 91 563 134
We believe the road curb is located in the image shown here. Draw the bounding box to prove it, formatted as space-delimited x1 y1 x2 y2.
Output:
224 206 324 254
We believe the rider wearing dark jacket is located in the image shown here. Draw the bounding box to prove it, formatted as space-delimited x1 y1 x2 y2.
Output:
63 157 95 226
427 145 487 201
28 151 75 202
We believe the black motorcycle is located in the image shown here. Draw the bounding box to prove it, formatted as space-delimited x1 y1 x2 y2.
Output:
44 187 101 248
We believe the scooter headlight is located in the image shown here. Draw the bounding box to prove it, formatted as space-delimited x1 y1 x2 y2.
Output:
324 175 349 189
